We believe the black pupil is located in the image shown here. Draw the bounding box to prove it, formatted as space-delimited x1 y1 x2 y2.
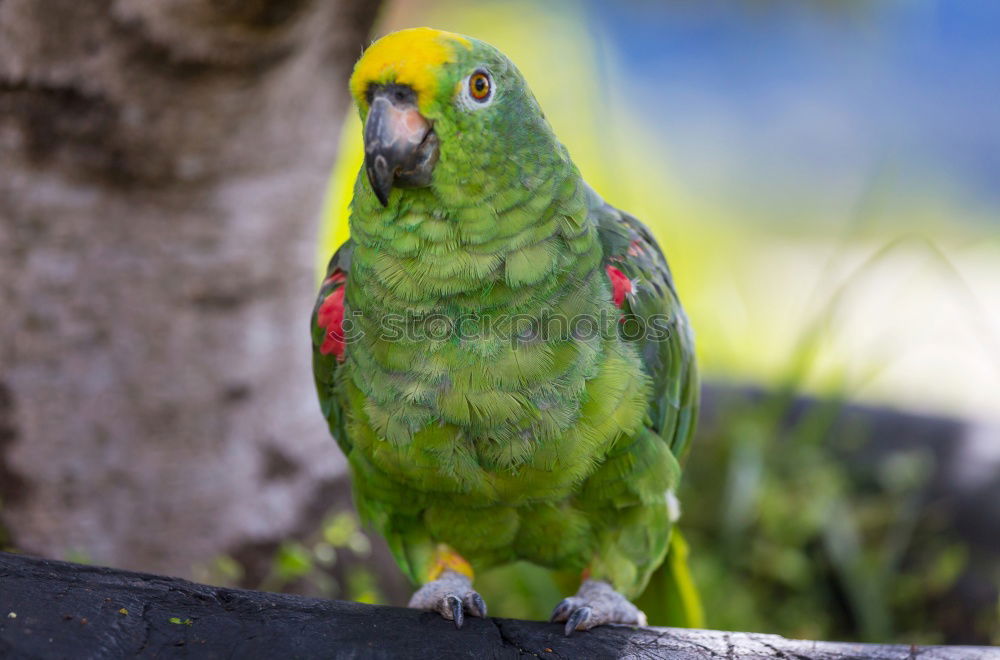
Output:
474 76 487 94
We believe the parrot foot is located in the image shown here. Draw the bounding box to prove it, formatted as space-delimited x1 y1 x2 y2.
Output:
407 569 487 629
550 579 647 636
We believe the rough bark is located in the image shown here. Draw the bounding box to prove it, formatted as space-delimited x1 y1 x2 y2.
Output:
1 552 994 660
0 0 379 574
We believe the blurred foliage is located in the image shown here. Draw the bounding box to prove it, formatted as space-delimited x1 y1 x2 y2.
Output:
194 512 385 606
682 390 972 644
668 216 990 643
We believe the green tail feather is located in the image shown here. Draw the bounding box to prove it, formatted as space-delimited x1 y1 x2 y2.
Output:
635 530 704 628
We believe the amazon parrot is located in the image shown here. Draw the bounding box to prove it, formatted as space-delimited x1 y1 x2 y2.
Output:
311 27 698 635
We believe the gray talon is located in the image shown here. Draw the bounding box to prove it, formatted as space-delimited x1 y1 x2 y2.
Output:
564 606 591 636
467 592 487 618
551 580 646 635
407 569 488 628
549 599 571 622
447 594 464 628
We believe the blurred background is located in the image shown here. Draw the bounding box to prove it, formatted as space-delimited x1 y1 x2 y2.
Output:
1 0 997 647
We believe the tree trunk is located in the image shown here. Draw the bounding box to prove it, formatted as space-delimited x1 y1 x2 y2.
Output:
0 0 378 575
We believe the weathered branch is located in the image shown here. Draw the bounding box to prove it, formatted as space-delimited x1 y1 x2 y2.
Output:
0 552 993 659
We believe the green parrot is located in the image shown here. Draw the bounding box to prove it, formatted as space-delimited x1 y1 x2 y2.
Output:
312 27 698 635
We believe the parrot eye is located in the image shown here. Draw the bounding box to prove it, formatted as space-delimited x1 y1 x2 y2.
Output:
468 70 492 103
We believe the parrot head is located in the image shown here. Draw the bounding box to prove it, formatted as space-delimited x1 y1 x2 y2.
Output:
349 27 556 207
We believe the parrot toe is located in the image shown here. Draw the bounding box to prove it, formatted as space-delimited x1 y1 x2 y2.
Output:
550 579 647 636
407 569 488 628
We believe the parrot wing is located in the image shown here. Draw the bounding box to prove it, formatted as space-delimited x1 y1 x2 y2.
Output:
591 190 699 461
311 240 354 457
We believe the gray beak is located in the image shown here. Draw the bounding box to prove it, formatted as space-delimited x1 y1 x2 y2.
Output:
363 84 440 206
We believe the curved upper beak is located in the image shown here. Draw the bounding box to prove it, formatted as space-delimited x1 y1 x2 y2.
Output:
363 85 439 206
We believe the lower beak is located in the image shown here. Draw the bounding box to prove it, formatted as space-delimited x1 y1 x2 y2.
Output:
363 90 439 206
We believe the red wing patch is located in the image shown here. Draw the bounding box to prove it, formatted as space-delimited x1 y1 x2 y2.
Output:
605 265 633 307
317 273 347 361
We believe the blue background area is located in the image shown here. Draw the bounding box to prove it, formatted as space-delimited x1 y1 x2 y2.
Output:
588 0 1000 215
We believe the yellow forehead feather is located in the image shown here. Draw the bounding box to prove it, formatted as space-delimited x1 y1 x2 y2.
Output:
350 28 472 113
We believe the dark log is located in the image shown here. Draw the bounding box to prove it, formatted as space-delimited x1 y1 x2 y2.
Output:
1 552 994 659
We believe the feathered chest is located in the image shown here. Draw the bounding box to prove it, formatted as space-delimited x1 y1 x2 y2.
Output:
336 292 650 502
342 276 608 440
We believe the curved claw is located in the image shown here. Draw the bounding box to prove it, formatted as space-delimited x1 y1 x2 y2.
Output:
408 570 487 629
466 592 488 618
551 580 646 635
446 594 464 629
564 606 592 636
549 599 572 623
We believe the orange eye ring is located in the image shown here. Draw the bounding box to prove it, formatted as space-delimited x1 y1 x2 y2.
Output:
469 71 491 101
